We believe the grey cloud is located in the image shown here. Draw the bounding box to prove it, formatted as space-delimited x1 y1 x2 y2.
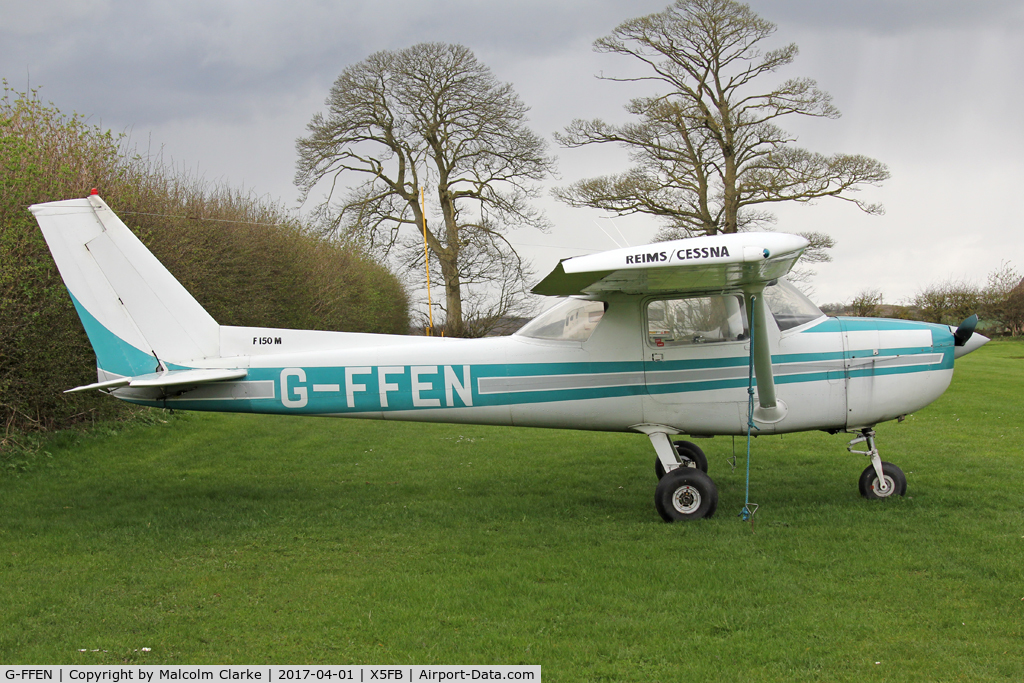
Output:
752 0 1024 33
2 0 667 128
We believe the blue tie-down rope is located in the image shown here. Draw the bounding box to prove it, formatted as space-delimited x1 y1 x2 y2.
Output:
741 294 760 523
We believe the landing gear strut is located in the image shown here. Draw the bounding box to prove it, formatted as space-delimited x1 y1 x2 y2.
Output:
654 439 709 479
847 429 907 499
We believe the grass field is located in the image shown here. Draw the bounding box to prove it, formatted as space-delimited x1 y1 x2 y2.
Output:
2 340 1022 680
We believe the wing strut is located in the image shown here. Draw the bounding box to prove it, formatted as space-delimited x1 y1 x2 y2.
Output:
746 289 787 423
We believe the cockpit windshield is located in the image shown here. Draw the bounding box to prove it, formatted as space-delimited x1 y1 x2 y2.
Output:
763 279 825 331
516 298 606 342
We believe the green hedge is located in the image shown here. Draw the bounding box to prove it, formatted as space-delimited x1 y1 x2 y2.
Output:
1 85 409 433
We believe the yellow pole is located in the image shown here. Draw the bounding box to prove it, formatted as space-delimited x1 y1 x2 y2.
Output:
421 187 434 336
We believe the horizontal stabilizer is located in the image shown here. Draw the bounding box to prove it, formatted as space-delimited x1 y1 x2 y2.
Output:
65 368 247 393
64 377 132 394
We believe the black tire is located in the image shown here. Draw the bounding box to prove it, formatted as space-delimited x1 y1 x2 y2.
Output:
655 440 709 479
655 468 718 521
859 461 907 499
675 440 708 472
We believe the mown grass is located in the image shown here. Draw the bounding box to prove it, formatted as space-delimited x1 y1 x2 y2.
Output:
2 341 1022 680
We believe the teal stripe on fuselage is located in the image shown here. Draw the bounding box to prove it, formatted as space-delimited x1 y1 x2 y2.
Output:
801 317 955 370
138 339 951 414
808 316 955 342
806 317 937 333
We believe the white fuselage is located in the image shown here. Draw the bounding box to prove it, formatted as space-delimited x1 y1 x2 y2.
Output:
114 293 956 437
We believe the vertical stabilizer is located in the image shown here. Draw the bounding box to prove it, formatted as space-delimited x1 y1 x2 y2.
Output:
29 194 220 377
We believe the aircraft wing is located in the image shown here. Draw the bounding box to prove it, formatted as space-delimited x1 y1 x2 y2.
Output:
65 368 247 393
532 232 809 296
532 231 809 422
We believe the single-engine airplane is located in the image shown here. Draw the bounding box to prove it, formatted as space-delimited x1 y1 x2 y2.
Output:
30 193 988 521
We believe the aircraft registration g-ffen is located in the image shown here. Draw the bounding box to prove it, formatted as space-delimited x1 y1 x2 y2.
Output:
30 193 988 521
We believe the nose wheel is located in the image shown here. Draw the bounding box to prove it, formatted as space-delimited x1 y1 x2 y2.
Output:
848 429 907 499
859 461 907 499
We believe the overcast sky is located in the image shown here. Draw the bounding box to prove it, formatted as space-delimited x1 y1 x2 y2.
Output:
3 0 1022 307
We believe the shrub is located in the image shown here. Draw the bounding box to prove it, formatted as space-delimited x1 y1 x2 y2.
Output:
849 288 883 317
980 261 1023 337
1 84 408 434
910 279 981 326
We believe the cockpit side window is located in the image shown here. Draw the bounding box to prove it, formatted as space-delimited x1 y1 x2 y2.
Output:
516 298 606 342
646 294 748 347
763 279 825 331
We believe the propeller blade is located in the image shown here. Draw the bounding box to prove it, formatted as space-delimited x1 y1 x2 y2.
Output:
953 314 978 347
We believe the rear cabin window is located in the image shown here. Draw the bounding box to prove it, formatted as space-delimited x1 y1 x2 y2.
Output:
647 295 748 347
517 298 606 342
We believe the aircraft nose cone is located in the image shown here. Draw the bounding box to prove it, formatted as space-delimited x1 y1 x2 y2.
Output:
954 332 989 359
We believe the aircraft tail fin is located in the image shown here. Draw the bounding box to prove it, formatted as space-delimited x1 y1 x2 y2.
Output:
29 193 221 379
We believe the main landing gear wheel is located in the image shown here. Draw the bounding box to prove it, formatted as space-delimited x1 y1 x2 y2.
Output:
654 468 718 521
655 440 709 479
859 461 907 499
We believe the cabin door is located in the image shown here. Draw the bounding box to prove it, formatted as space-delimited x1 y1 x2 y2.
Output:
641 293 750 433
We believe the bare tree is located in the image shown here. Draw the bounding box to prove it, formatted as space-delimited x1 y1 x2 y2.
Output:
296 43 554 337
554 0 889 250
